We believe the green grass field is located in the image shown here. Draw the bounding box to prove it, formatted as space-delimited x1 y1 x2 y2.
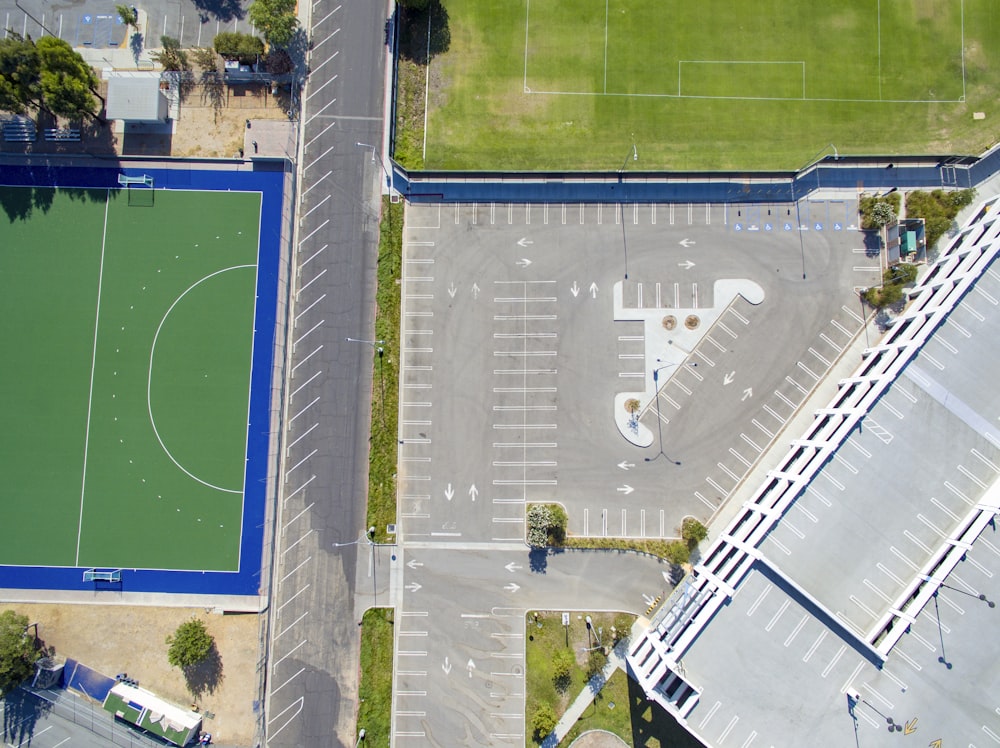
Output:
421 0 1000 170
0 187 261 571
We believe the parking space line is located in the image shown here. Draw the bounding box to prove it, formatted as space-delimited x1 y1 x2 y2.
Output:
876 563 903 585
784 376 807 395
819 332 841 351
833 454 857 474
930 496 961 521
782 520 804 540
740 433 762 452
936 336 958 355
774 390 796 409
770 536 791 555
693 349 715 367
823 645 848 679
806 485 831 507
765 601 790 632
718 463 740 481
803 630 826 662
957 464 988 489
784 614 808 647
705 335 727 352
944 480 973 506
890 545 919 571
746 584 771 616
967 555 993 578
698 701 721 730
820 472 844 491
706 476 728 495
727 307 750 325
662 394 681 410
796 361 819 380
694 491 715 510
717 321 738 339
729 448 752 468
659 509 665 536
862 579 891 603
763 404 785 423
718 716 739 743
752 419 773 438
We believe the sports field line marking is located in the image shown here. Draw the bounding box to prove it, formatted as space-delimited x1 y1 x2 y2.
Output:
75 189 111 566
147 265 255 495
522 0 530 92
524 87 961 105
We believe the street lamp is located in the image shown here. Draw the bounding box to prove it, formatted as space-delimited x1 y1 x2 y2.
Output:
356 142 393 192
356 728 366 747
617 137 637 280
645 360 696 465
346 338 386 424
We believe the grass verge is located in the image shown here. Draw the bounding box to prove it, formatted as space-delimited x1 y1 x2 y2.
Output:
525 610 634 746
357 607 394 744
367 197 402 544
560 669 705 748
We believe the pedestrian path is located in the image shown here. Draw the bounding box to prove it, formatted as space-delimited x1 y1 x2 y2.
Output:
544 641 629 747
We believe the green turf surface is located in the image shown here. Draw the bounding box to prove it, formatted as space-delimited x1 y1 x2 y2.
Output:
422 0 1000 170
0 187 260 571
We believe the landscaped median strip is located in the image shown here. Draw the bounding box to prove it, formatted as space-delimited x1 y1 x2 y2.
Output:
357 607 394 745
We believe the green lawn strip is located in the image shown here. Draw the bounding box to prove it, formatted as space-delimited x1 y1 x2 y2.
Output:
357 607 394 744
559 669 631 745
367 197 402 544
525 611 634 747
562 537 674 561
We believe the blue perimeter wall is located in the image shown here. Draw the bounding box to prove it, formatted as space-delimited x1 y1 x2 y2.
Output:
0 162 286 597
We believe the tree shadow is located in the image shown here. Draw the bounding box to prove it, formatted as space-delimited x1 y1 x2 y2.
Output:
191 0 245 22
625 672 705 748
2 689 53 748
397 0 451 64
130 31 144 62
182 643 223 699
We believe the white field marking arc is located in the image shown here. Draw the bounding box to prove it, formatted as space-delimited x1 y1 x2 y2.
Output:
147 265 255 494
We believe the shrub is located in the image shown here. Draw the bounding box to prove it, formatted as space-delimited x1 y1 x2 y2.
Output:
585 648 608 681
859 193 901 230
213 31 264 64
552 648 573 692
681 517 708 546
906 188 976 249
526 504 552 547
531 703 557 741
870 201 896 228
664 540 691 566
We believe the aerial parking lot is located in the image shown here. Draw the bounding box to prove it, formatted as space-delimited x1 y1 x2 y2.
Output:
396 198 881 545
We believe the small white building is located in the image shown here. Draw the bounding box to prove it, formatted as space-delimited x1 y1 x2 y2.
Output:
106 77 168 123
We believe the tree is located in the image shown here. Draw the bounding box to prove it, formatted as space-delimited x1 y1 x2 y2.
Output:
681 517 708 546
248 0 298 48
36 37 102 120
585 648 608 681
664 540 691 566
0 610 39 695
0 34 42 114
213 31 264 64
531 703 557 741
552 648 573 692
526 504 552 547
166 619 214 669
190 47 220 73
870 201 896 228
116 4 138 29
151 35 189 72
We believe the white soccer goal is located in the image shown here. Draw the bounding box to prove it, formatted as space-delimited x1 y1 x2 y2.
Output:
117 173 154 187
82 569 122 582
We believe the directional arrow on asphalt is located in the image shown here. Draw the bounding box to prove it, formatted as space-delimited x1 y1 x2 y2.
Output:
405 582 422 593
678 260 695 270
589 282 598 298
467 659 476 678
679 238 696 247
472 282 480 299
570 281 580 297
929 740 941 748
442 657 452 675
904 718 917 735
643 593 656 606
723 371 735 385
469 484 478 501
516 258 532 268
406 559 423 570
447 282 457 298
617 485 634 495
444 483 454 501
517 237 533 247
504 583 520 593
617 461 635 471
505 562 522 573
741 387 753 401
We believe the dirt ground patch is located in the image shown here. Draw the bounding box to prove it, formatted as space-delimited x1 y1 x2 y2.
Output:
173 82 291 158
0 603 260 746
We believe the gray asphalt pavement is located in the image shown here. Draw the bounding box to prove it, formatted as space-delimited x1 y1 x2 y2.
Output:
397 200 879 546
264 0 389 747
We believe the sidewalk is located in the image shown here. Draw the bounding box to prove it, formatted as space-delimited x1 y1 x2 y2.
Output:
543 642 629 747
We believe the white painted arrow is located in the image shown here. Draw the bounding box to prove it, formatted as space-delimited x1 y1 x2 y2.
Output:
642 593 656 606
617 484 634 495
505 562 522 573
405 582 422 592
467 659 476 678
679 238 696 247
444 483 454 501
589 282 598 298
472 282 480 299
570 281 580 297
469 484 478 502
504 583 520 593
407 559 423 570
617 460 635 471
741 387 753 401
723 371 735 385
517 238 533 247
516 258 532 268
447 282 457 298
678 260 695 270
442 657 452 675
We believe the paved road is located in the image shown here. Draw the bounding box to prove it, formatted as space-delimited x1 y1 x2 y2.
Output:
264 0 389 746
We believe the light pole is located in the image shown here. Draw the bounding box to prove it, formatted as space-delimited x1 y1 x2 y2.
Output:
617 138 637 279
356 728 366 747
368 526 377 606
346 338 386 424
645 360 695 465
356 141 393 193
